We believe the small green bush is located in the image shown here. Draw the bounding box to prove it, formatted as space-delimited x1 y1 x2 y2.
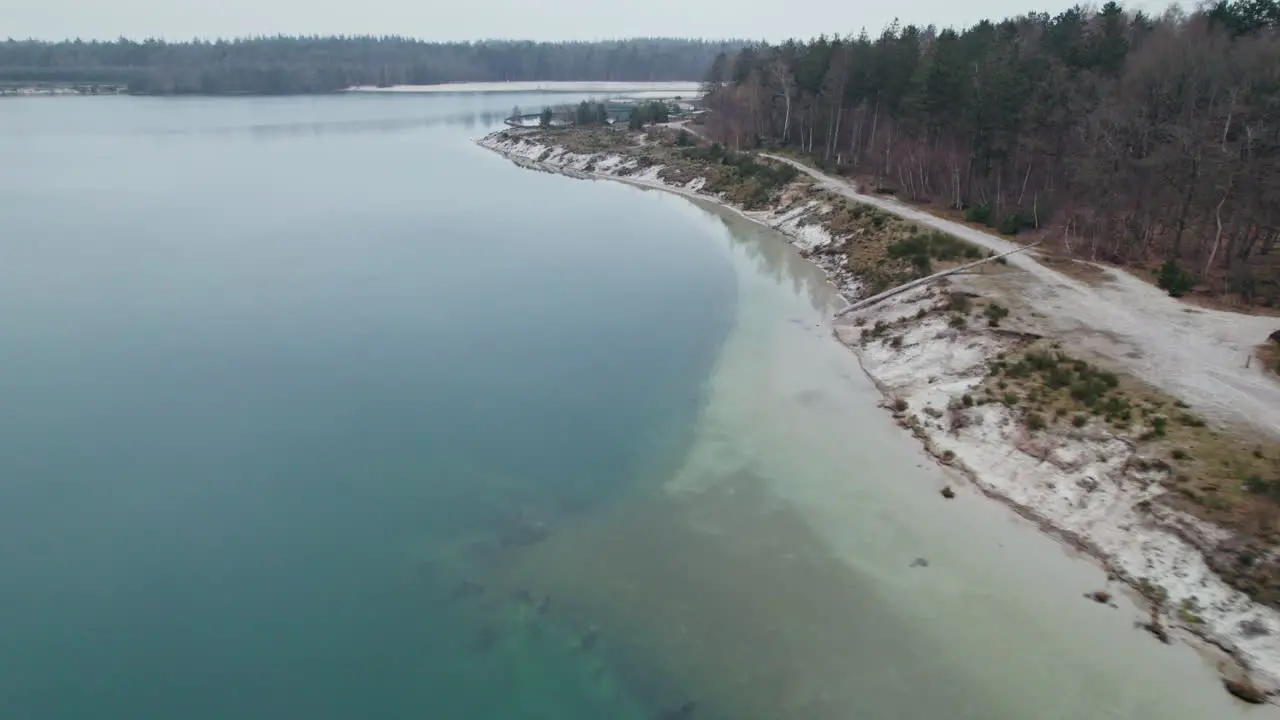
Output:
1025 411 1047 430
984 304 1010 327
1157 260 1195 298
964 203 992 225
998 212 1024 236
1072 414 1088 427
1152 416 1168 436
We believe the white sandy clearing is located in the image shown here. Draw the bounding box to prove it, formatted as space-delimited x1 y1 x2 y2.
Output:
765 153 1280 437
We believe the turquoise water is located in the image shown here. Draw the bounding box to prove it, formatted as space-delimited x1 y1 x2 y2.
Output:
0 94 731 718
2 93 1270 720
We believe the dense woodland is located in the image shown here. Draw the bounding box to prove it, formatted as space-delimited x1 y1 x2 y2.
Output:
0 37 740 94
702 1 1280 303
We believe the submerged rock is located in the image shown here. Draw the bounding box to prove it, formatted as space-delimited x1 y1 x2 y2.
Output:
475 625 500 652
659 700 698 719
1139 606 1172 645
580 625 600 650
448 579 485 601
499 518 550 548
1223 677 1267 704
1085 590 1112 604
910 557 929 568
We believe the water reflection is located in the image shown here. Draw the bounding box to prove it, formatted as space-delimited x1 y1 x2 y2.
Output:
192 109 512 138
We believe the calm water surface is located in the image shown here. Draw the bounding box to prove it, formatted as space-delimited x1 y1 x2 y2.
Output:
0 93 1267 719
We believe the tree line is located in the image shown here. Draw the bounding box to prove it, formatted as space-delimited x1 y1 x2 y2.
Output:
509 100 674 128
701 1 1280 304
0 36 742 95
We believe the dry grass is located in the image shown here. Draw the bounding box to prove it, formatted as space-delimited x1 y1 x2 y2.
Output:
971 338 1280 540
802 189 990 295
1035 253 1114 287
1256 342 1280 377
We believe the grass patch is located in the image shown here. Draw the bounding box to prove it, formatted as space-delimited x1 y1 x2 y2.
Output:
984 303 1010 327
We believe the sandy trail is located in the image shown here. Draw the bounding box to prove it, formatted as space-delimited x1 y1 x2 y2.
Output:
764 153 1280 436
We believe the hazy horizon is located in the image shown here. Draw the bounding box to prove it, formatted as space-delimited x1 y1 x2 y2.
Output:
8 0 1177 44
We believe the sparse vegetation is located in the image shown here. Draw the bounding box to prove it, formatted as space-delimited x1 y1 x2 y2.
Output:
1156 260 1196 298
945 292 972 313
984 303 1010 327
971 336 1280 609
1178 597 1205 624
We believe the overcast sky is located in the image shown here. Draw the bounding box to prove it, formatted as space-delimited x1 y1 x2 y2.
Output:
9 0 1177 42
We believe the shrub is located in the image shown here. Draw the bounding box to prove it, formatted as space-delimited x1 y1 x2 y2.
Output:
948 314 968 329
962 394 974 408
1003 391 1019 405
675 129 694 146
1152 416 1168 436
998 212 1025 236
946 292 971 313
1244 474 1278 498
1046 365 1076 389
1025 411 1047 430
1156 260 1196 298
965 203 992 225
1179 413 1207 428
1072 414 1088 427
984 303 1010 327
892 397 909 412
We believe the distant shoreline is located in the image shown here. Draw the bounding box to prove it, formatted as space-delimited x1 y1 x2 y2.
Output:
0 80 704 99
346 81 702 95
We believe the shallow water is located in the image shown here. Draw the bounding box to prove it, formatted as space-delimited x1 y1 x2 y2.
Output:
0 92 1268 719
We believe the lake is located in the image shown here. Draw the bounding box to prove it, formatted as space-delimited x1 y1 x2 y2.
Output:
0 91 1265 719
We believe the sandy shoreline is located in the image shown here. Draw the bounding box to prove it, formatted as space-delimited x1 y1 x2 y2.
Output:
477 127 1280 700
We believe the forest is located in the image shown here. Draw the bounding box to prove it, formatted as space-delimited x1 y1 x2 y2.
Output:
0 36 740 94
701 0 1280 303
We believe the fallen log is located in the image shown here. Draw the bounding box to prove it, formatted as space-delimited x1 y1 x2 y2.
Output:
836 241 1043 317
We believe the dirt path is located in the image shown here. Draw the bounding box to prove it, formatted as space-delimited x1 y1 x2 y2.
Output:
764 153 1280 436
